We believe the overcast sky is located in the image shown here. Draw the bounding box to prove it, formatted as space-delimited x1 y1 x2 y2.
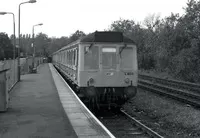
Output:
0 0 188 38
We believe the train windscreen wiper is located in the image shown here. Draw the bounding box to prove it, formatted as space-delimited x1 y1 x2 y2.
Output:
84 43 93 54
119 44 127 58
85 36 95 54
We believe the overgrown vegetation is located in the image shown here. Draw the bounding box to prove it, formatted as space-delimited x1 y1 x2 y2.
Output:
109 0 200 83
1 0 200 82
0 32 14 60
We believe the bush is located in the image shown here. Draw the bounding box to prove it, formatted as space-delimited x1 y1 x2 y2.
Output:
170 48 200 82
138 53 155 70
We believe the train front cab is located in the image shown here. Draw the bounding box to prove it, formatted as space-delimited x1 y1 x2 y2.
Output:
78 43 138 108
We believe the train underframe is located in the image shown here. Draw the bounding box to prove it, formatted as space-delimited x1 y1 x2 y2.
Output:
77 86 137 110
55 65 137 111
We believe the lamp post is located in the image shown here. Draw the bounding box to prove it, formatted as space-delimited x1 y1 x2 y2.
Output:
32 23 43 69
0 12 16 82
18 0 36 81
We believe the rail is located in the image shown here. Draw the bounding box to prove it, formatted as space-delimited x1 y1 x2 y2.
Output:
121 109 164 138
138 74 200 108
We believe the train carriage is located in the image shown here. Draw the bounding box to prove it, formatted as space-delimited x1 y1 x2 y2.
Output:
52 31 138 109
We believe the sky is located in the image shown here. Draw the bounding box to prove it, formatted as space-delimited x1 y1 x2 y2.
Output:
0 0 188 38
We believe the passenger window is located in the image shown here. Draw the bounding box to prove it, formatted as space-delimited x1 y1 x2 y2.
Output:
120 47 134 69
74 50 76 66
84 46 99 70
102 47 117 69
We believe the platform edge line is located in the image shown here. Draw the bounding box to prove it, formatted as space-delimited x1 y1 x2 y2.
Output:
49 63 115 138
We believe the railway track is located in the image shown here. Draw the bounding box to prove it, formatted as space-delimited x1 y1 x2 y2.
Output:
57 68 164 138
98 109 164 138
138 74 200 108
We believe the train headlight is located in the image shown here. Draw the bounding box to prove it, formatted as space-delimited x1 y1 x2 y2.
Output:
87 78 95 86
124 78 130 84
124 86 137 100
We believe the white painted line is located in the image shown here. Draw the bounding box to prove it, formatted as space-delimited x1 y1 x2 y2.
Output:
49 63 115 138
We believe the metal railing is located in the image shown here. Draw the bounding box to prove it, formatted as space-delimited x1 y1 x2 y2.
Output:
0 59 18 92
0 57 44 92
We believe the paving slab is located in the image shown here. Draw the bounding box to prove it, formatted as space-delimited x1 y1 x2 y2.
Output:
0 63 77 138
49 64 114 138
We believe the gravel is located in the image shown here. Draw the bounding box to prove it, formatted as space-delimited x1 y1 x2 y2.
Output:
123 88 200 138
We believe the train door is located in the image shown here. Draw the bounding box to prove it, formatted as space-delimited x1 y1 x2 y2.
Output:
101 46 117 70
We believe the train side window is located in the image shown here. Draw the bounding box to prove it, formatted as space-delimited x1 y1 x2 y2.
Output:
72 50 74 66
60 53 61 63
62 52 63 63
71 50 73 66
66 50 67 64
61 52 63 63
63 52 64 63
67 50 69 66
72 49 74 67
84 46 99 70
74 50 76 66
69 50 71 66
75 49 77 67
102 47 117 69
71 50 72 66
62 52 64 63
70 50 72 66
68 50 70 66
58 52 60 62
61 52 62 63
64 51 66 64
63 52 65 63
120 47 134 69
74 49 76 67
76 49 78 67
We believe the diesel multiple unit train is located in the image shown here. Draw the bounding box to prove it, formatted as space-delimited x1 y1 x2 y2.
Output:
52 31 138 109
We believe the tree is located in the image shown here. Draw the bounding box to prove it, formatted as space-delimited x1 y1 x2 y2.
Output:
109 18 135 36
47 37 70 55
34 33 50 57
68 30 86 43
47 30 86 55
0 32 13 60
20 34 32 56
109 18 156 69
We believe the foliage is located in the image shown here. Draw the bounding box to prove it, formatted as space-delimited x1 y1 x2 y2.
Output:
34 33 50 57
170 48 200 82
108 0 200 82
2 0 200 82
47 30 86 55
20 34 32 56
8 30 86 58
47 37 69 55
0 32 13 60
110 18 135 35
68 30 86 43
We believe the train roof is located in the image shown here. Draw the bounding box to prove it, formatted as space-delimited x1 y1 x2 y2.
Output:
79 31 135 43
54 31 135 54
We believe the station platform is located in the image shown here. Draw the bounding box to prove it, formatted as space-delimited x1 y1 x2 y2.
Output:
0 63 114 138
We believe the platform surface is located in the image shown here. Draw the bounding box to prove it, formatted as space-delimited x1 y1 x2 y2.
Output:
49 64 114 138
0 64 77 138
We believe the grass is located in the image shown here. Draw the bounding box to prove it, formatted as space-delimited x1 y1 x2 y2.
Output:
123 89 200 137
139 69 175 80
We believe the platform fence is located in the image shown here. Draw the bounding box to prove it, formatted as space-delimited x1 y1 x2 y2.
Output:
0 57 44 92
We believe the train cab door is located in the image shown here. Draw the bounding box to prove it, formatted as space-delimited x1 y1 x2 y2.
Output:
100 46 118 86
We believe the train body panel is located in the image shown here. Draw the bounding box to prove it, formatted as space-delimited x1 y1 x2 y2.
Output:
79 70 137 87
52 31 138 109
78 43 137 87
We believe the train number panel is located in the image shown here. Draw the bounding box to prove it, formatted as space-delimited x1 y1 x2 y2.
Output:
52 31 138 110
